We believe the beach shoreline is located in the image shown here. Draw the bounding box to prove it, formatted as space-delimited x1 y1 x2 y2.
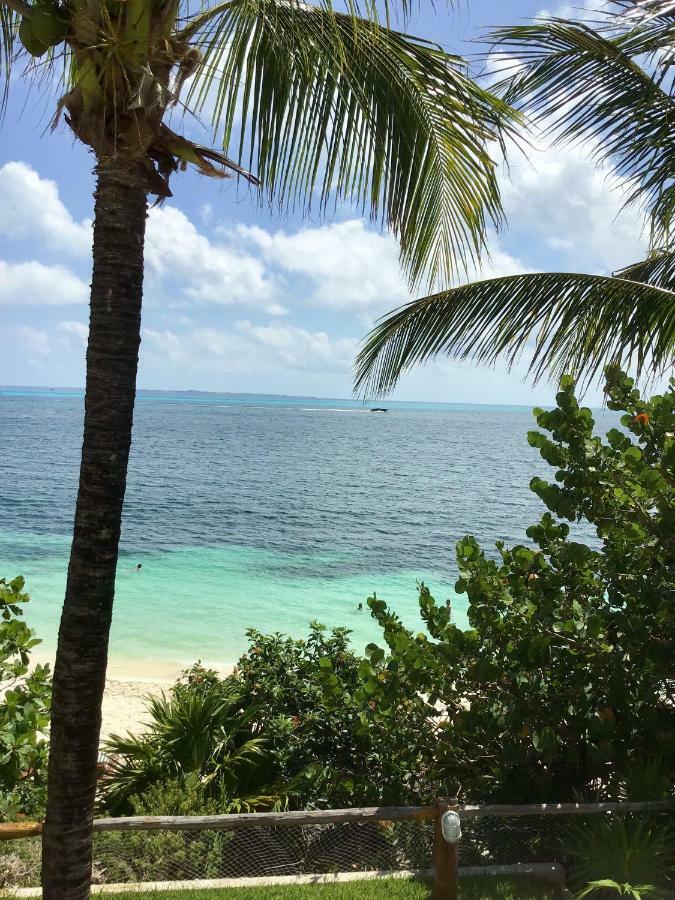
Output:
33 652 234 741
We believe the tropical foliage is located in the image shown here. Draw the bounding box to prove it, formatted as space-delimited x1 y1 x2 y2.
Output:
0 577 51 821
0 0 519 889
101 671 278 815
566 761 675 899
355 3 675 394
103 624 433 815
93 780 241 884
105 369 674 819
569 817 674 899
324 368 675 803
0 0 514 287
99 371 673 894
229 624 433 807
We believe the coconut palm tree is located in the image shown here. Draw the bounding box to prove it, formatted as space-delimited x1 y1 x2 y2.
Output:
354 1 675 396
0 0 515 895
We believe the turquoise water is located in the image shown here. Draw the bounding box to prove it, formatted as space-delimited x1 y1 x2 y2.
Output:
1 528 458 664
0 389 605 666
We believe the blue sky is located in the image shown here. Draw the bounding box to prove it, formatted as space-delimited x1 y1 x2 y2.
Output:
0 0 650 404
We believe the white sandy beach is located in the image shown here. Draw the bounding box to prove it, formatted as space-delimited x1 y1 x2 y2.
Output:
33 654 233 741
98 675 173 741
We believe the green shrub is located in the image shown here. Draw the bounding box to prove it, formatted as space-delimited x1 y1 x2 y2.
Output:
566 763 674 899
569 816 674 899
101 673 281 815
103 369 673 825
230 623 433 807
94 779 236 883
322 369 674 804
0 576 51 820
103 621 433 816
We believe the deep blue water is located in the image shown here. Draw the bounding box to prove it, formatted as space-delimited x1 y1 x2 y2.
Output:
0 389 607 664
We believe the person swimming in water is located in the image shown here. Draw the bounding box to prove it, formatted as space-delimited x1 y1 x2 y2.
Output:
357 602 363 611
128 563 142 574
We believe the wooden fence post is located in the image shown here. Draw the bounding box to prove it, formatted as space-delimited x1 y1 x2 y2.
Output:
433 796 459 900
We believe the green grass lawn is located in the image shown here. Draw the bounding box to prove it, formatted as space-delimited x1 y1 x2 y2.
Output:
108 876 563 899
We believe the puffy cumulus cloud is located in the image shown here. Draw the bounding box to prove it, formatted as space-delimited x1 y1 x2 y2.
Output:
142 321 357 376
235 321 356 370
237 219 530 323
237 220 410 315
13 326 51 359
499 141 647 274
145 206 283 314
0 260 88 305
0 163 284 316
142 328 187 366
477 241 533 280
57 320 89 348
0 162 91 257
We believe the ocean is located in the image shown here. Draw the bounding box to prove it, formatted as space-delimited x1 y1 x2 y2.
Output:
0 388 606 666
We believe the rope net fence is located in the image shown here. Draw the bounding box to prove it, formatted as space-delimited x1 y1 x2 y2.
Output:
0 804 671 890
0 821 433 888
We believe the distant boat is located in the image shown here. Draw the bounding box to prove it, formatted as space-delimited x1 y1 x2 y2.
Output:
370 407 388 412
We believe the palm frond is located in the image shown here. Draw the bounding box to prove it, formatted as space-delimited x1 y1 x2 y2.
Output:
214 736 268 770
184 0 516 288
611 13 675 57
354 272 675 396
337 0 441 21
490 19 675 247
0 3 17 115
616 250 675 288
177 0 444 42
614 1 675 25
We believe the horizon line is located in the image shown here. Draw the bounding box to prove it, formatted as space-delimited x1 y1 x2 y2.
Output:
0 383 539 410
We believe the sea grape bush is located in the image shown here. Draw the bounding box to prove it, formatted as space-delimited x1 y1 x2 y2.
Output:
103 623 433 815
324 368 674 802
228 622 433 806
0 577 51 819
104 368 673 815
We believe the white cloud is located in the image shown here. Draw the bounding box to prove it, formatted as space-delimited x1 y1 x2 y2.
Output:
478 241 533 280
236 321 356 370
142 322 357 376
145 206 282 314
537 0 610 19
499 141 647 273
0 163 285 316
13 326 51 358
0 162 91 257
0 260 88 305
57 320 89 348
142 328 186 365
238 220 410 315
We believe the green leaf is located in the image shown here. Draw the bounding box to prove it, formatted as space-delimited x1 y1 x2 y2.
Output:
491 18 675 247
354 272 675 395
186 0 517 291
31 8 69 48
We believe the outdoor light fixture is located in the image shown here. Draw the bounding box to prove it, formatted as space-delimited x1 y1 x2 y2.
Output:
440 810 461 843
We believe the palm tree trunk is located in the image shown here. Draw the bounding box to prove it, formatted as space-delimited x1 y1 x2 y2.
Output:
41 159 148 900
